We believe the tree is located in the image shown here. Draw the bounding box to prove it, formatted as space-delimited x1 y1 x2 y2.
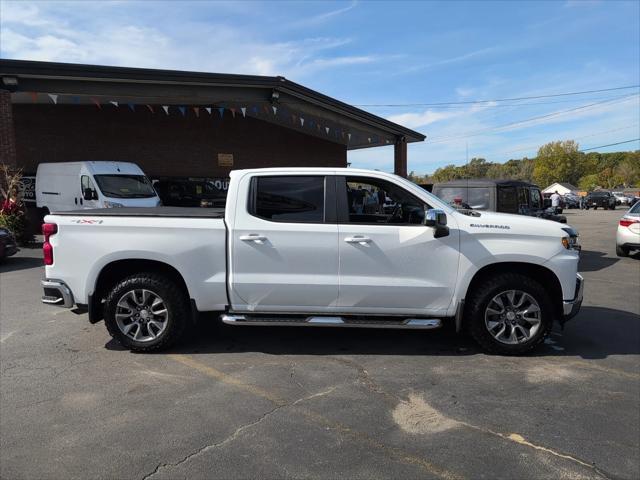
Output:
532 140 582 187
578 174 600 192
616 157 640 187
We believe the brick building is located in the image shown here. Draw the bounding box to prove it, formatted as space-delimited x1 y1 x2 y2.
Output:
0 60 424 188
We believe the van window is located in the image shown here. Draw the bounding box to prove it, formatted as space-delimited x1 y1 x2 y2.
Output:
94 175 157 198
497 187 518 213
530 189 542 209
251 176 325 223
437 187 490 210
81 175 95 192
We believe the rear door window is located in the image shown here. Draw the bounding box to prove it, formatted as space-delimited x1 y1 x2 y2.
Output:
251 176 325 223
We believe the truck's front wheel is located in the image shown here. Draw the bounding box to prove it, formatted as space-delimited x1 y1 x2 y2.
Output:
466 273 552 355
104 273 189 352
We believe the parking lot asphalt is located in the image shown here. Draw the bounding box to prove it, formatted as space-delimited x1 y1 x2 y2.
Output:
1 208 639 480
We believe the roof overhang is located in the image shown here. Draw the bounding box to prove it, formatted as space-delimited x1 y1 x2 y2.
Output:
0 59 425 150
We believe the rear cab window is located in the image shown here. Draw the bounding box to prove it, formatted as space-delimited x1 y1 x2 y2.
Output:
249 176 329 223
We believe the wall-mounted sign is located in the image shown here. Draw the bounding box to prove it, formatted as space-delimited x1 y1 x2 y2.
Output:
217 153 234 167
19 176 36 203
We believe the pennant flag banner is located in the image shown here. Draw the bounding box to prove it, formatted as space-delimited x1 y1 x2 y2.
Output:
146 105 154 114
162 105 169 115
367 137 371 143
218 107 225 118
29 92 38 103
230 107 236 118
127 103 135 112
91 98 102 109
178 106 186 116
300 117 304 127
291 114 297 124
110 101 119 107
193 107 200 117
240 107 246 118
48 94 58 104
205 107 212 115
272 106 278 115
252 106 259 115
325 127 330 135
262 105 270 115
348 133 352 142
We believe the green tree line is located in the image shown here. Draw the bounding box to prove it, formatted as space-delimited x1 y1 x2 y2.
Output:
412 141 639 191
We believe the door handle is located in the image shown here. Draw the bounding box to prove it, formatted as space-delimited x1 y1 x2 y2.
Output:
239 234 267 242
344 235 372 244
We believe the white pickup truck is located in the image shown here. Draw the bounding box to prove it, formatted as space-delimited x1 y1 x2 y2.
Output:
41 168 583 355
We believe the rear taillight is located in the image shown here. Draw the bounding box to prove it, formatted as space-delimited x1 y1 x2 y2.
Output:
42 223 57 265
619 218 640 228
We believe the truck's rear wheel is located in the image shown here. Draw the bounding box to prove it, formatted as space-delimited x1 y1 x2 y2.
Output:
104 273 189 352
466 273 552 355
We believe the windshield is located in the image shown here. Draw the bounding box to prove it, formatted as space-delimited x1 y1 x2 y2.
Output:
94 174 157 198
629 201 640 214
437 187 491 210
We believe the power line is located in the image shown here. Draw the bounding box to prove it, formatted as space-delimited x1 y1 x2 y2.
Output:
366 94 635 109
427 94 639 144
493 124 640 156
579 138 640 152
353 85 640 107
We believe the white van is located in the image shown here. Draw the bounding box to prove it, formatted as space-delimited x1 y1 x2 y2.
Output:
36 161 161 213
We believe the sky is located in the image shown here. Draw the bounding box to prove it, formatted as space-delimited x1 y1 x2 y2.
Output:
1 0 639 174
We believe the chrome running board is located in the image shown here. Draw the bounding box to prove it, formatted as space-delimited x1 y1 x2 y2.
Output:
221 314 442 330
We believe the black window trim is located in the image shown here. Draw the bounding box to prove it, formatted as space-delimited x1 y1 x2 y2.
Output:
247 174 335 224
336 175 431 227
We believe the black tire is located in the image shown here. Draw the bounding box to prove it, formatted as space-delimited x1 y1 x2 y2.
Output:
104 273 189 352
466 273 553 355
616 245 629 257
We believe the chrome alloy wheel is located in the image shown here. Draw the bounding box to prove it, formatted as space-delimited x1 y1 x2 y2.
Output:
115 289 169 342
484 290 542 345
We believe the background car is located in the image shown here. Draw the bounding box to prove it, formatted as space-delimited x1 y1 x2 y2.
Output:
616 201 640 257
612 192 632 206
153 178 227 208
584 191 616 210
433 179 567 222
0 227 19 262
562 193 580 209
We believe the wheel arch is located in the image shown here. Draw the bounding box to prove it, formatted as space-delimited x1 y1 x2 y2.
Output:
458 262 563 331
89 259 191 323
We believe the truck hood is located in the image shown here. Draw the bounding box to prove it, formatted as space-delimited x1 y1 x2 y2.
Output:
453 209 574 238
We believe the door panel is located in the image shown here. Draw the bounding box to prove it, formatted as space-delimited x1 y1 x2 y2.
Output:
229 175 339 312
337 176 460 315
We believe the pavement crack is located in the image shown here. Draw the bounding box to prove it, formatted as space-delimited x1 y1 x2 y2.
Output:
326 356 400 404
461 423 613 479
141 404 283 480
140 386 337 480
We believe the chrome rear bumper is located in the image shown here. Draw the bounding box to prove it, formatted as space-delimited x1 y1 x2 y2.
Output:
41 279 74 308
562 273 584 320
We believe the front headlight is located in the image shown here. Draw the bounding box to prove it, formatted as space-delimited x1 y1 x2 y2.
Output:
561 227 580 250
103 201 123 208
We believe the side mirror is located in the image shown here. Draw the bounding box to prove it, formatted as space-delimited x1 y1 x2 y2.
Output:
83 188 97 201
543 198 552 208
425 209 449 238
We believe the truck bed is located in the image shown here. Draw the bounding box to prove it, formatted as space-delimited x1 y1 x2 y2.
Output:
51 207 225 218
